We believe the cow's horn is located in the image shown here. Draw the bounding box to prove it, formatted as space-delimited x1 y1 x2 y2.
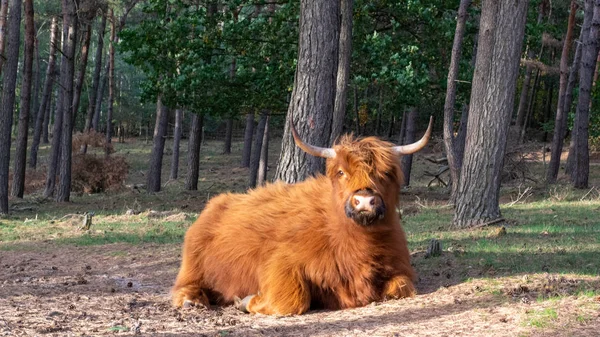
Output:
392 116 433 155
290 119 336 158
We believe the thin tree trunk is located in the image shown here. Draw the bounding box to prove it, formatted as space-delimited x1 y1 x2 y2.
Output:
257 115 270 187
56 0 78 202
93 60 109 131
330 0 353 145
0 0 22 213
386 113 395 139
223 118 233 154
106 10 116 145
572 0 600 189
147 96 169 192
30 16 58 169
398 110 407 145
241 111 254 167
454 0 529 228
250 111 268 188
42 87 53 144
520 69 541 144
566 11 591 175
547 1 578 183
33 31 40 117
71 22 91 130
274 0 340 183
11 0 34 198
400 107 418 187
185 113 204 190
83 14 106 142
443 0 471 201
354 85 360 134
0 0 8 76
542 81 555 143
170 108 182 180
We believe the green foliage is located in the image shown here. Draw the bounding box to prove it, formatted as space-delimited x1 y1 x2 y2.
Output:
119 0 298 118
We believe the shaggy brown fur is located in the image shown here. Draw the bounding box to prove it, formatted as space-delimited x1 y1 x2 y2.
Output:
172 135 417 315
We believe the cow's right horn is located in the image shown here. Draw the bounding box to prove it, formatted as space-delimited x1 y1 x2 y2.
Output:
290 119 336 158
392 116 433 155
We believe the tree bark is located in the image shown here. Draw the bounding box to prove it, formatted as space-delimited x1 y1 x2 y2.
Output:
170 108 182 180
222 118 233 154
83 14 106 140
71 22 91 130
250 111 268 188
443 0 471 201
185 113 204 191
257 115 270 187
453 0 529 228
11 0 34 198
400 107 418 187
106 10 116 145
146 96 169 192
241 112 254 167
0 0 21 213
30 17 59 168
330 0 353 145
566 6 593 175
33 28 40 119
519 69 541 144
0 0 8 77
93 59 109 131
386 113 395 139
398 110 407 145
572 0 600 189
274 0 340 183
56 0 78 202
547 1 578 183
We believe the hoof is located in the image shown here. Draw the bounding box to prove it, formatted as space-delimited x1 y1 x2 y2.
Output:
234 295 254 313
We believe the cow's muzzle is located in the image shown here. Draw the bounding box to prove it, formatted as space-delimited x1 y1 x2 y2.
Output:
345 189 386 226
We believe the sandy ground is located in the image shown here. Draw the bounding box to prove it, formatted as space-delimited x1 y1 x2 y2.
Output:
1 242 598 337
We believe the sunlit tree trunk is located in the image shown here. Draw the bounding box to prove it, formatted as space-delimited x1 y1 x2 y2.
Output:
257 115 270 186
11 0 34 198
443 0 471 202
330 0 353 145
71 22 91 130
454 0 529 228
0 0 21 213
275 0 340 183
571 0 600 189
241 112 254 167
250 111 268 188
170 109 182 180
147 96 169 192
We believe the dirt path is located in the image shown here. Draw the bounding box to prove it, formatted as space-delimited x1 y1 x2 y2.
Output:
1 243 598 336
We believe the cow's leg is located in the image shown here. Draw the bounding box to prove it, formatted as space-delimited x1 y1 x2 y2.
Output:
382 274 416 300
171 258 210 308
238 262 310 315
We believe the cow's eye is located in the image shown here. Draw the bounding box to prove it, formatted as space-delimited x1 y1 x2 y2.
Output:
337 170 345 177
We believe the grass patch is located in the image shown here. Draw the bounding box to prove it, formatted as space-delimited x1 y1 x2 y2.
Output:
524 308 558 328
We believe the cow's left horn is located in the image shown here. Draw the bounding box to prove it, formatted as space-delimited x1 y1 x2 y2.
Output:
290 119 336 158
392 116 433 155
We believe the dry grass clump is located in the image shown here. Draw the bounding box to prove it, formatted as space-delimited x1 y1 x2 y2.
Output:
72 130 114 154
72 155 129 193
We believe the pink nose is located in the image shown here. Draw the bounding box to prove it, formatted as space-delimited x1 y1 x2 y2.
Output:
352 195 375 212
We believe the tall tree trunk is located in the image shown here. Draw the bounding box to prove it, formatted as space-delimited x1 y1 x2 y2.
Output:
71 22 91 130
241 111 254 167
106 10 115 145
274 0 340 183
566 8 592 175
83 14 106 143
330 0 353 145
30 16 58 169
547 0 578 183
0 0 8 77
146 96 169 192
400 107 418 187
42 86 53 144
10 0 34 198
0 0 21 213
572 0 600 189
170 108 182 180
454 0 529 228
443 0 471 202
92 60 109 131
398 110 407 145
250 111 268 188
185 113 204 191
519 69 541 144
56 0 78 202
386 113 395 139
32 30 40 117
223 118 233 154
257 115 270 187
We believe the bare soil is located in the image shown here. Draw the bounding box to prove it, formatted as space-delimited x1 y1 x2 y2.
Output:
1 242 598 337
